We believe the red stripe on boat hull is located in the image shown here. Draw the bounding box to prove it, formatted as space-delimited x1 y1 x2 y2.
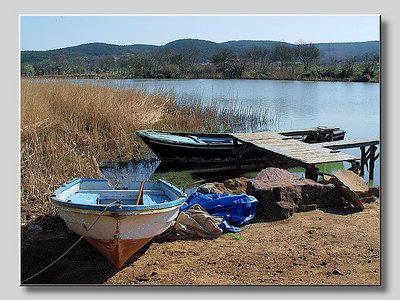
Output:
85 237 153 269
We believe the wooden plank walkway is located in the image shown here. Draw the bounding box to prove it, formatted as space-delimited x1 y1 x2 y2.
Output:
319 137 380 150
233 131 356 165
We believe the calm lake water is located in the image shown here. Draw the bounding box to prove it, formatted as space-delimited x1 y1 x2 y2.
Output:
75 78 380 185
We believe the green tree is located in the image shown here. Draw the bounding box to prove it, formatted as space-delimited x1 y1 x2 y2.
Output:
338 58 356 79
94 56 117 73
21 64 35 76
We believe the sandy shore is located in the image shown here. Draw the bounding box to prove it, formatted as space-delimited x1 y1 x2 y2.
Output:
21 202 380 285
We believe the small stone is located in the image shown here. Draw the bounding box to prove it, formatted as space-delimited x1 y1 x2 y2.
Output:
332 269 344 275
361 196 378 203
135 274 149 281
304 204 318 211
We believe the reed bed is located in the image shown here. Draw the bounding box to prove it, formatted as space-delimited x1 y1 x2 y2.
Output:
20 80 276 220
163 97 277 133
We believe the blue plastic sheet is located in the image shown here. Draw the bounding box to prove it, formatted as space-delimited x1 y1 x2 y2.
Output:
180 193 259 233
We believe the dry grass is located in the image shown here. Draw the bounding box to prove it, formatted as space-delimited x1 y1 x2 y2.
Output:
20 80 170 219
20 80 275 221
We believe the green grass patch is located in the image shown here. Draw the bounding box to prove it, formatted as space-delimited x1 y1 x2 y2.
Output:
227 233 244 241
316 162 344 175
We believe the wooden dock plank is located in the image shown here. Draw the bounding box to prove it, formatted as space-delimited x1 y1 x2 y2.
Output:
233 132 356 165
319 137 380 150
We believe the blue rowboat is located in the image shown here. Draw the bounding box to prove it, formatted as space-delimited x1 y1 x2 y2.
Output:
51 178 186 269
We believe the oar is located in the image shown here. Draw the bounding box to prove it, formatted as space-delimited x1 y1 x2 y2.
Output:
135 181 145 205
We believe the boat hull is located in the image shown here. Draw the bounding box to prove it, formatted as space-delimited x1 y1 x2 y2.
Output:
55 204 180 269
85 237 153 269
140 136 242 163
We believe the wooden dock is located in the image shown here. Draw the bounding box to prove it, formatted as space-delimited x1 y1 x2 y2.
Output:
319 137 380 180
232 131 379 181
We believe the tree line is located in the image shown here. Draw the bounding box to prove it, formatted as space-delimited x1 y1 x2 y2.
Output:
21 42 380 82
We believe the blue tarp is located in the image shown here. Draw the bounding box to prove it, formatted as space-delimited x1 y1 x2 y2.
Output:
180 193 259 233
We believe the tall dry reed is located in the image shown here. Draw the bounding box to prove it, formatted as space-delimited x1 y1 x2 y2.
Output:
20 80 275 220
163 97 277 133
21 80 170 219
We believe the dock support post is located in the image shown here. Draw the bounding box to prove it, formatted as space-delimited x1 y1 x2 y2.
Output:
305 165 319 181
368 145 378 180
360 146 366 176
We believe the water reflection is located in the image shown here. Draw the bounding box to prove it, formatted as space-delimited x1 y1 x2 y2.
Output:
100 157 369 196
100 157 160 187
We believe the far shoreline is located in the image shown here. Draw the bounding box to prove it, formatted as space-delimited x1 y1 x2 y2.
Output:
23 74 380 84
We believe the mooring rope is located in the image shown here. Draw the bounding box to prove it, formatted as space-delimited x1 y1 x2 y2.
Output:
21 200 119 284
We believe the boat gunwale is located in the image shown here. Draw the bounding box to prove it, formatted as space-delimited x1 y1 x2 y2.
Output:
51 177 187 212
52 201 185 215
136 130 237 147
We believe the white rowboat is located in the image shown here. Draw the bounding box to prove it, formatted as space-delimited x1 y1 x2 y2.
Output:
51 178 186 269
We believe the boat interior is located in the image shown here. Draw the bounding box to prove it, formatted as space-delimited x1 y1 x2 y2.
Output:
67 190 170 206
150 132 235 145
53 179 183 206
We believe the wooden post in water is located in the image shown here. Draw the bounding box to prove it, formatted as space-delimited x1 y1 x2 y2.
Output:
305 165 319 181
368 145 378 181
360 146 366 176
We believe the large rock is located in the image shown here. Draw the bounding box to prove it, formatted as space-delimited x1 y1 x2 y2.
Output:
326 169 379 202
325 174 365 210
366 186 380 198
333 169 369 195
197 183 223 194
248 168 343 222
254 168 300 181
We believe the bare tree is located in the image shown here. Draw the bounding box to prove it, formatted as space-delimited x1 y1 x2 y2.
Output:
297 43 320 72
209 48 236 72
273 43 296 71
242 47 273 77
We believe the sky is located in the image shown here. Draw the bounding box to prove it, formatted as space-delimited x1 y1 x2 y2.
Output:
20 15 380 51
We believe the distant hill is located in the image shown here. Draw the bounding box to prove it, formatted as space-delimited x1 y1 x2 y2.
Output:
314 41 379 62
21 39 379 66
21 42 159 63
